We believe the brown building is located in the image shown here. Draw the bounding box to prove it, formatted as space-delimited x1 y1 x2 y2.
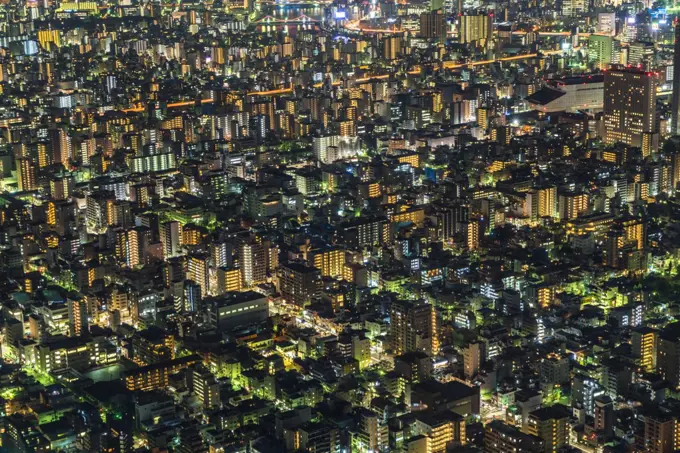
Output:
603 67 656 149
279 262 321 306
390 300 439 356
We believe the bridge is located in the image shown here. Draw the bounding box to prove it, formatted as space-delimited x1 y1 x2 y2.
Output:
254 14 320 24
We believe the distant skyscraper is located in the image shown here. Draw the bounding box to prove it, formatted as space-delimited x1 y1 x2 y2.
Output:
588 34 613 70
671 20 680 135
419 10 446 42
458 13 493 48
604 66 656 148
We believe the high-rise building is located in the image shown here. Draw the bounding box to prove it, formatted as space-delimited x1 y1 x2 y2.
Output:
593 395 614 441
298 422 341 453
132 326 176 366
49 128 72 168
49 175 74 200
561 0 586 16
537 186 558 219
310 247 346 278
188 365 220 409
587 34 613 70
160 221 182 259
17 157 36 192
643 413 680 453
464 341 482 379
188 253 210 298
558 191 589 220
526 186 558 220
658 328 680 390
573 374 604 417
390 300 439 356
672 20 680 136
458 13 493 48
115 227 151 268
240 240 267 287
413 411 467 452
632 327 658 372
465 220 480 250
353 409 389 453
383 36 402 61
485 420 544 453
279 262 321 306
525 405 570 453
419 10 446 42
68 298 88 337
216 267 243 294
603 66 656 148
539 353 570 385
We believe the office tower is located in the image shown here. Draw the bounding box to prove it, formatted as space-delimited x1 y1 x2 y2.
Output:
68 298 88 337
632 327 658 372
419 10 446 42
240 240 267 287
628 41 654 69
597 12 616 35
587 34 613 69
279 262 321 306
562 0 586 16
672 20 680 136
458 13 493 48
390 300 439 356
525 405 570 453
603 67 656 148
